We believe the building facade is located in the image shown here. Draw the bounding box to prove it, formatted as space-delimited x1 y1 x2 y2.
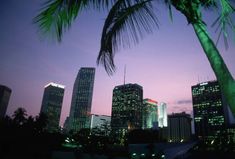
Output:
168 112 192 142
40 82 65 132
111 83 143 137
90 114 111 136
69 67 95 132
158 102 168 127
142 98 158 129
0 85 11 118
192 81 226 140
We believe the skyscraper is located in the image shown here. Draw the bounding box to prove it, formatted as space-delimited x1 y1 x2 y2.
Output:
111 83 143 137
69 67 95 132
158 102 168 127
40 82 65 132
142 98 158 129
192 81 226 140
90 114 111 136
0 85 11 118
168 112 192 142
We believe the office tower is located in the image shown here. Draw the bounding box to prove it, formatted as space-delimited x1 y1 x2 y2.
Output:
168 112 192 142
142 98 158 129
69 67 95 132
63 116 70 133
192 81 226 140
111 83 143 137
40 82 65 132
90 114 111 136
0 85 11 118
158 102 168 127
90 114 111 129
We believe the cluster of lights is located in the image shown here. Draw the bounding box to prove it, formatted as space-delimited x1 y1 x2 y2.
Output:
44 82 65 89
131 153 165 158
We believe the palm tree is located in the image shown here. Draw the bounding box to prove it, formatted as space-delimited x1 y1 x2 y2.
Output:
34 0 235 115
13 107 27 126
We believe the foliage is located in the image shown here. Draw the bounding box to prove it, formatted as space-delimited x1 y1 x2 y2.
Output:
0 108 64 158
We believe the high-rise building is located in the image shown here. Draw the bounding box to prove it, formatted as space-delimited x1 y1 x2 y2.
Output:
168 112 192 142
111 83 143 137
0 85 11 118
192 81 226 140
90 114 111 129
158 102 168 127
40 82 65 132
69 67 95 132
90 114 111 136
142 98 158 129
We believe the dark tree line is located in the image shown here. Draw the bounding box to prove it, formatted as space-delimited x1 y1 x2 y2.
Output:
0 107 65 159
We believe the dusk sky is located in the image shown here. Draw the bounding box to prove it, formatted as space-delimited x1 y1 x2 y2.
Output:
1 0 235 126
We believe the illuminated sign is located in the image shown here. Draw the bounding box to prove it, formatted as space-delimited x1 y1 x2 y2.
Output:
144 99 158 105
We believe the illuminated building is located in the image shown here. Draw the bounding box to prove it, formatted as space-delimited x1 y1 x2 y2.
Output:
142 98 158 129
168 112 192 142
0 85 11 118
158 102 168 127
90 114 111 129
69 67 95 132
192 81 226 140
90 114 111 136
40 82 65 132
111 83 143 138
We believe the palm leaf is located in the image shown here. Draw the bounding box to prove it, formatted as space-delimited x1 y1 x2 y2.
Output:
97 0 158 75
34 0 115 41
211 0 235 49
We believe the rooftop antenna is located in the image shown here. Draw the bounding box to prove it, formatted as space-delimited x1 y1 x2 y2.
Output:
124 65 126 85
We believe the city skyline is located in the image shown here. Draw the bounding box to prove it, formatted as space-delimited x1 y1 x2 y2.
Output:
1 0 235 126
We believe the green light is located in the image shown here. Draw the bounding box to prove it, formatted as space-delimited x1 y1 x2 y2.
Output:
161 154 165 158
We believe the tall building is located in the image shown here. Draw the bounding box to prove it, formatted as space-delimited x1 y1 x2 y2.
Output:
111 83 143 137
40 82 65 132
142 98 158 129
168 112 192 142
69 67 95 132
0 85 11 118
90 114 111 136
158 102 168 127
90 114 111 129
192 81 226 140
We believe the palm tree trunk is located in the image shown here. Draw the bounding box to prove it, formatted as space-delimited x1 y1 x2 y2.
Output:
192 22 235 116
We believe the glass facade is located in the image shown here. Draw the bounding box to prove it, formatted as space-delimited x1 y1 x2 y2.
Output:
111 83 143 137
40 82 65 132
192 81 226 140
158 102 168 127
142 98 158 129
0 85 11 118
69 67 95 132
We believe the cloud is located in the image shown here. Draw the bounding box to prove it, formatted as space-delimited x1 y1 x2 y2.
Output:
176 99 192 105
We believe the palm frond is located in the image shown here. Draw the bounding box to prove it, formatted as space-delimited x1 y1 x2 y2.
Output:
34 0 115 41
163 0 173 22
211 0 235 49
200 0 218 9
97 0 158 75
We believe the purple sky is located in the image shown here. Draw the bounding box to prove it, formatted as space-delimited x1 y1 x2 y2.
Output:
1 0 235 126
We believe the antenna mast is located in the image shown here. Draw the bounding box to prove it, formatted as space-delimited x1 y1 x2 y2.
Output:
124 65 126 85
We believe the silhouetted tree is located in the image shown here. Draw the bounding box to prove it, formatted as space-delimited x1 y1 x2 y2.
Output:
35 0 235 115
34 112 48 133
12 107 27 126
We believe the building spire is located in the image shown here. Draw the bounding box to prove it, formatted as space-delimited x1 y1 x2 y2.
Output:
124 65 126 85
